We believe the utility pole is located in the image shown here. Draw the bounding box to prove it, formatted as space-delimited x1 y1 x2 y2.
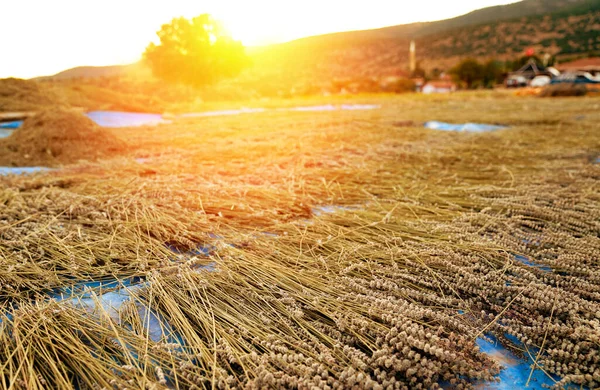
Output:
409 40 416 75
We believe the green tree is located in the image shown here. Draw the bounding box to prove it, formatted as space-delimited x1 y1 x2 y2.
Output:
483 60 504 88
429 68 443 80
144 14 249 87
411 61 427 79
449 59 484 89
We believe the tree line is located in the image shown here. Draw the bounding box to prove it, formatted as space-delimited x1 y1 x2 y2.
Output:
448 55 555 89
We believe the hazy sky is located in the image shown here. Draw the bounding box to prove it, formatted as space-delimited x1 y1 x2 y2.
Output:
0 0 518 79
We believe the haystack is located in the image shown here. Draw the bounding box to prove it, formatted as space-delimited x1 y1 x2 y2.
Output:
0 108 127 166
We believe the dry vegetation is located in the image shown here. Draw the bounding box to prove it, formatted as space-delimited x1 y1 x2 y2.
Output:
0 92 599 389
0 78 67 112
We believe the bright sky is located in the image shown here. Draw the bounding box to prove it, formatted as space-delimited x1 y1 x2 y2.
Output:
0 0 519 79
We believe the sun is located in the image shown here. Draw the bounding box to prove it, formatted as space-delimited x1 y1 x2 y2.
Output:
216 14 301 47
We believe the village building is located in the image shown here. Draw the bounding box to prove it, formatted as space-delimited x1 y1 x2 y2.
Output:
556 57 600 78
552 57 600 84
411 77 426 92
422 80 457 94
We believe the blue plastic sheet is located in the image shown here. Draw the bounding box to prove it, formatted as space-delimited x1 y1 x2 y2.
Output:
50 276 143 300
476 335 558 389
456 310 559 389
312 205 359 216
0 129 13 139
424 121 507 133
55 281 177 343
311 203 369 217
0 120 23 129
0 112 170 129
340 104 380 110
1 105 381 130
86 111 172 128
167 244 213 256
288 105 337 112
180 107 266 118
514 254 552 272
48 240 217 341
183 104 381 116
284 104 380 112
0 166 52 176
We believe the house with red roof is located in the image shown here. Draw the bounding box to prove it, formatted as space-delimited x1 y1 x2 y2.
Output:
422 80 457 94
557 58 600 78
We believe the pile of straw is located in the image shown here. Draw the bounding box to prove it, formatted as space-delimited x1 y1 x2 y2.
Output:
0 108 127 166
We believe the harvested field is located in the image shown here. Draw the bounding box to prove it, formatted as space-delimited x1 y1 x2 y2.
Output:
0 92 599 389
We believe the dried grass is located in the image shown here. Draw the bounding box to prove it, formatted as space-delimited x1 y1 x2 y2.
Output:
0 78 66 112
0 92 599 389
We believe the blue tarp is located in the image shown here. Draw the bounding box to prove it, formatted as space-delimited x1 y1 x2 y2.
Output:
86 111 172 128
0 129 14 139
0 113 170 130
2 106 382 130
288 105 337 112
476 335 558 389
185 104 381 116
340 104 380 110
283 104 381 112
312 204 364 216
53 281 175 343
180 107 266 118
424 121 507 133
0 120 23 129
514 254 552 272
0 167 52 176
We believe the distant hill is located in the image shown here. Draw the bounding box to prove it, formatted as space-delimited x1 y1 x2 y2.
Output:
282 0 594 43
34 62 151 81
419 0 600 61
251 0 600 83
26 0 600 106
34 65 128 81
404 0 594 38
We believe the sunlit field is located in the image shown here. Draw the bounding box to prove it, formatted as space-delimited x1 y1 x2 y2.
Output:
1 92 599 389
